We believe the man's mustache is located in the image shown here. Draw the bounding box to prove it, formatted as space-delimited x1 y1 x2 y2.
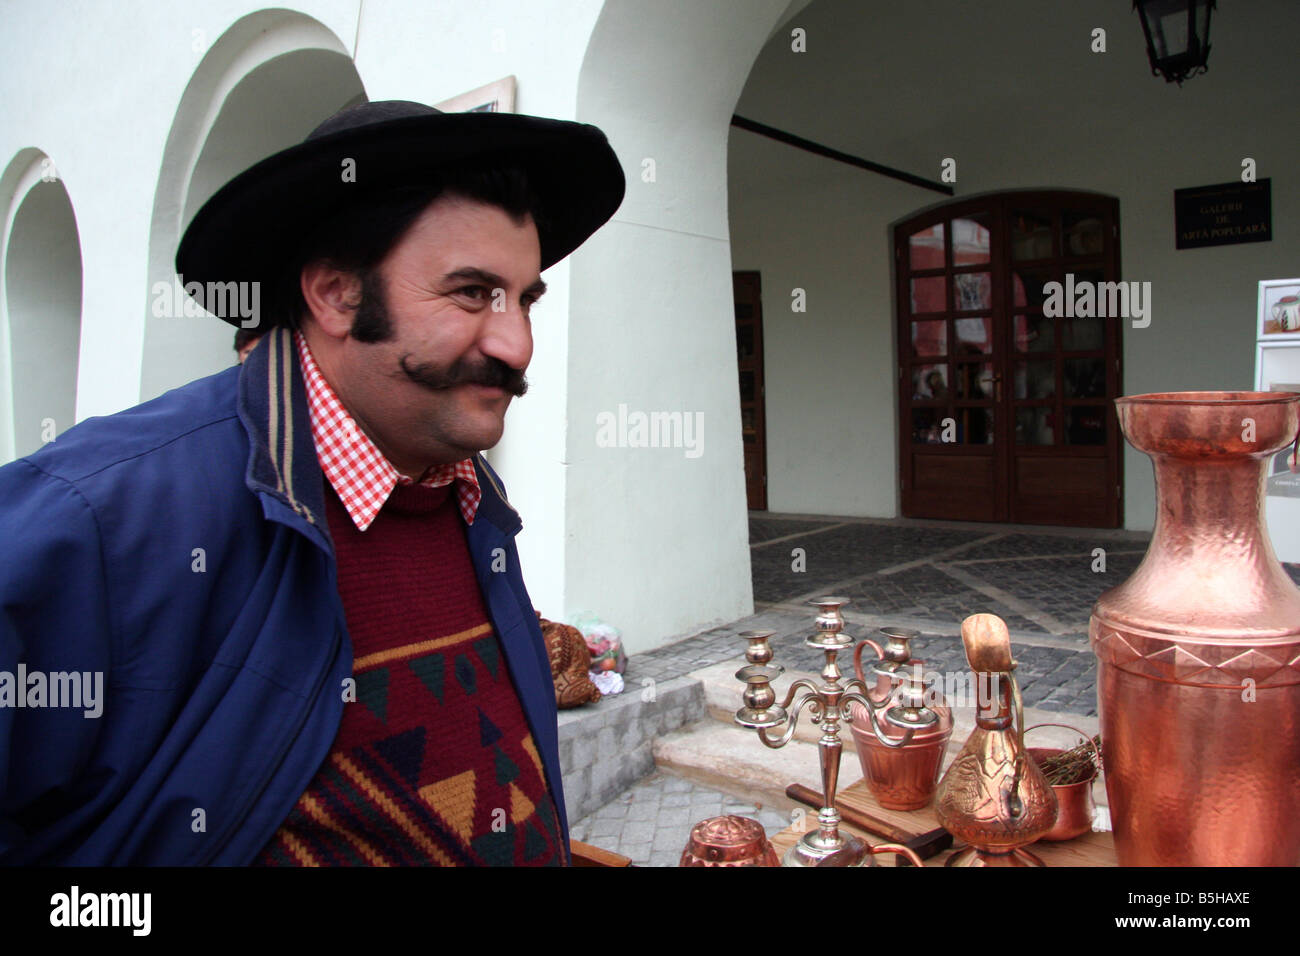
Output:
399 355 528 397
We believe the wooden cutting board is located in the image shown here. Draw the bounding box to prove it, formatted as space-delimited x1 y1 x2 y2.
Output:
769 778 1117 866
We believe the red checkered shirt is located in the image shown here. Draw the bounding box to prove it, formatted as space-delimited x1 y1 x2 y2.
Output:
294 330 481 531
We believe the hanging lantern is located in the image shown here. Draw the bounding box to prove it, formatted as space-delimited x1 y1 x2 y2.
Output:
1133 0 1215 84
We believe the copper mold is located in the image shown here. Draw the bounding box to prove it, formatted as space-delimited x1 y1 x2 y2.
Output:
679 815 780 867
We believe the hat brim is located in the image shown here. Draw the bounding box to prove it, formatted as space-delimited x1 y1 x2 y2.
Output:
175 111 625 326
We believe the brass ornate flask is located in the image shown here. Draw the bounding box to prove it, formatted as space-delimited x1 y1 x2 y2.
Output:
934 613 1057 866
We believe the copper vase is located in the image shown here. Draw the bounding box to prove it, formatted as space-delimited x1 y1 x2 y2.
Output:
1091 390 1300 866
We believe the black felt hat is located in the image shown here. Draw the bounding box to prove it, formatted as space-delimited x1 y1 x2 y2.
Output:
175 99 625 326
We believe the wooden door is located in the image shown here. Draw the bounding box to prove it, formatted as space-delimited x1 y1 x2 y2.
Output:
734 271 767 510
896 192 1122 527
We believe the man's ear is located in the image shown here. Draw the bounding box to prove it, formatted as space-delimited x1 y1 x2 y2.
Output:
300 261 361 340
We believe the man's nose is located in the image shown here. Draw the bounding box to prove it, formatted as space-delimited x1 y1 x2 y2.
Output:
479 294 533 372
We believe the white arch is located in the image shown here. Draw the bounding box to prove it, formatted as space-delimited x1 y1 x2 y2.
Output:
141 7 364 402
0 148 84 462
564 0 812 649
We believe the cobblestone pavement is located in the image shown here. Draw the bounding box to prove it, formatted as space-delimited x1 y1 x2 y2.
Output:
631 515 1300 715
569 770 790 867
749 516 1154 638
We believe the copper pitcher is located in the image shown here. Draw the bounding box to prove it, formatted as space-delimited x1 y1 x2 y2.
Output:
934 614 1057 866
1092 390 1300 866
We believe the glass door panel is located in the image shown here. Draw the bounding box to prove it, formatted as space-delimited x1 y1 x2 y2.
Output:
911 319 948 357
954 272 993 311
951 214 992 266
909 222 945 270
910 276 947 313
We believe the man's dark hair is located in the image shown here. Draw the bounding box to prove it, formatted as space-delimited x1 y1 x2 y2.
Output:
234 327 262 352
271 165 546 337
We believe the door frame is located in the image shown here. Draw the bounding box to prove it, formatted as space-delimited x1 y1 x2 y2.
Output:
894 189 1124 527
734 270 768 511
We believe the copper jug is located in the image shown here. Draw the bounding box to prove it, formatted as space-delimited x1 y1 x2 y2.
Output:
934 614 1057 866
1091 391 1300 866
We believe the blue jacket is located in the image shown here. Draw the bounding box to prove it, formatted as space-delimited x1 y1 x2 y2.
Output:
0 326 567 864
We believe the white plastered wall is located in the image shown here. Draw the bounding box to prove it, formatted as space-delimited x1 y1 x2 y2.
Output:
570 0 812 651
141 8 366 403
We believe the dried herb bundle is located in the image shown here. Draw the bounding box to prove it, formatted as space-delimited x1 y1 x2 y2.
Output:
1036 735 1102 786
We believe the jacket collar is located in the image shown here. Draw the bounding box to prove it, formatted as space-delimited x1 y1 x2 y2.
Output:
236 325 522 545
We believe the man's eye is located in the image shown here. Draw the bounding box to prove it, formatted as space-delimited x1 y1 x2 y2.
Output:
457 286 488 300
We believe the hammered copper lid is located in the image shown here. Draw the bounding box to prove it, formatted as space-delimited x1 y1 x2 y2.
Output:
679 815 777 866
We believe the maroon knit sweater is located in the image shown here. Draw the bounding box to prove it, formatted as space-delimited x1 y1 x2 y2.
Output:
252 480 563 866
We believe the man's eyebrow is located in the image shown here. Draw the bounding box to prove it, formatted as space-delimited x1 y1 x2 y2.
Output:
442 267 547 297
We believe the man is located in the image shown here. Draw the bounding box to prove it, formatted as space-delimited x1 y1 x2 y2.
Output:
0 100 624 865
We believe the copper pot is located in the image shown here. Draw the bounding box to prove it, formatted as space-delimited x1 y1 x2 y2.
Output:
849 633 953 810
849 709 953 810
678 815 780 866
1092 391 1300 866
1024 723 1099 842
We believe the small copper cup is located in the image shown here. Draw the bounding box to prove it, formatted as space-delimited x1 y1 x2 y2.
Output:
679 815 780 867
1026 723 1100 842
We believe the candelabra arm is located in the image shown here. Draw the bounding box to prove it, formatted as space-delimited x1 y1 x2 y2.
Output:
757 682 819 749
841 691 917 749
843 674 897 708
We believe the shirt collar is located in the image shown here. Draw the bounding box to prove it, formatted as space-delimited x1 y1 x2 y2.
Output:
293 329 481 531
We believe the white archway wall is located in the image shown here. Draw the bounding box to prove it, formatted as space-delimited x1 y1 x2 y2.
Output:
141 10 365 403
0 148 46 462
730 0 1300 531
0 3 366 424
571 0 811 651
4 177 83 460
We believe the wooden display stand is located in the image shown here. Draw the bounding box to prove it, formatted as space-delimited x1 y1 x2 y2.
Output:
769 778 1117 866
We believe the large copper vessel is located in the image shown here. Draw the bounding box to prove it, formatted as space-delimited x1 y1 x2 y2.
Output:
1091 391 1300 866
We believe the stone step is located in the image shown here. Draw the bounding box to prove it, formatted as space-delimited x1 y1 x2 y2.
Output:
652 717 853 820
557 675 707 821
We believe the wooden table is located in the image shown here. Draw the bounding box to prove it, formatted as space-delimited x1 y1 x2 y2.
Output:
770 779 1117 866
